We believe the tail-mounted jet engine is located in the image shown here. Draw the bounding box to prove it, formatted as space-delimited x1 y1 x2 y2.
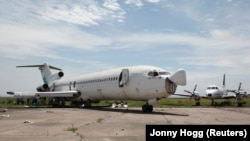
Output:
36 84 49 92
50 71 64 82
37 71 64 92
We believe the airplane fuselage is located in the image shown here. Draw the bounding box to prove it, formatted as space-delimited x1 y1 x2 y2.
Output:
53 66 176 102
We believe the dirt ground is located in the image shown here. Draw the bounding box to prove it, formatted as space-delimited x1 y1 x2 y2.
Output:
1 107 250 141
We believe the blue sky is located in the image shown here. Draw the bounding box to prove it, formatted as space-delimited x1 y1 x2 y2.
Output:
1 0 250 97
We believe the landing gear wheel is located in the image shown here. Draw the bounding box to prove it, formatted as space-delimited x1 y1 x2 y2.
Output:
142 104 153 113
211 99 215 106
238 102 243 107
196 102 200 106
148 105 153 113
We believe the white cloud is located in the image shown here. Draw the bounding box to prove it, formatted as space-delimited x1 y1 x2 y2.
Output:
41 4 107 26
114 30 250 50
125 0 144 7
146 0 160 3
103 0 122 11
178 56 239 68
210 29 231 38
0 1 126 27
111 31 250 74
103 0 126 23
1 16 249 69
0 24 112 59
207 18 215 22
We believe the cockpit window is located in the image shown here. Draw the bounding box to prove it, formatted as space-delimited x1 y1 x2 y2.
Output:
148 71 170 77
207 86 218 90
148 71 159 77
159 72 170 75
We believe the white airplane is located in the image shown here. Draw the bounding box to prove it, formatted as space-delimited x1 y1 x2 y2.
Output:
7 63 186 112
174 74 249 106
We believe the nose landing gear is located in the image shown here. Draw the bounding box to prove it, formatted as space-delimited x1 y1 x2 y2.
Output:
142 98 158 113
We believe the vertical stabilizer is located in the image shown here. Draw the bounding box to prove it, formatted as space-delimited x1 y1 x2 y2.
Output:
16 63 62 84
223 73 226 88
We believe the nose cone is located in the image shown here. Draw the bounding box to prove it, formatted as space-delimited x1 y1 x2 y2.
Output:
206 89 220 98
206 89 213 96
169 69 186 86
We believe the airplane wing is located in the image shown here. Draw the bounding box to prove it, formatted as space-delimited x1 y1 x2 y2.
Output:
223 95 236 99
7 91 80 98
173 93 193 97
173 94 210 99
36 91 80 97
186 95 236 99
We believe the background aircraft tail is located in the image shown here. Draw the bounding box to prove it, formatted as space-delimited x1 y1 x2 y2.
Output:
223 73 226 88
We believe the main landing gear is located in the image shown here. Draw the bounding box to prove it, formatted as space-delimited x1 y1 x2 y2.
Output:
142 103 153 113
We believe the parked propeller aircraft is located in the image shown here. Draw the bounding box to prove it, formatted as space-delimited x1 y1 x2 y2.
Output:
174 74 249 106
6 63 186 112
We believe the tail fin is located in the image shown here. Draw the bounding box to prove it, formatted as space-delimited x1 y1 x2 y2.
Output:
17 63 63 84
223 73 226 88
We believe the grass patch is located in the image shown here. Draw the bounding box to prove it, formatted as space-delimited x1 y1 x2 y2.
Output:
66 124 78 133
1 97 250 108
96 118 104 123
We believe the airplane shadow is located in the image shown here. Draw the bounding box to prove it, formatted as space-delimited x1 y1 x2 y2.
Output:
24 105 189 116
84 106 189 117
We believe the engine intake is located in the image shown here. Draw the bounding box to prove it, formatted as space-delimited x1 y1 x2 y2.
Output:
36 84 49 92
58 71 64 77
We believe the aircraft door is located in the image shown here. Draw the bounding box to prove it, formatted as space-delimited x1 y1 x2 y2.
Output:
118 69 130 99
69 82 72 90
118 69 129 87
121 69 129 85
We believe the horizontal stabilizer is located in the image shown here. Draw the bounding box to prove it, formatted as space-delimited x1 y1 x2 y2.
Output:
7 91 36 98
17 63 61 71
